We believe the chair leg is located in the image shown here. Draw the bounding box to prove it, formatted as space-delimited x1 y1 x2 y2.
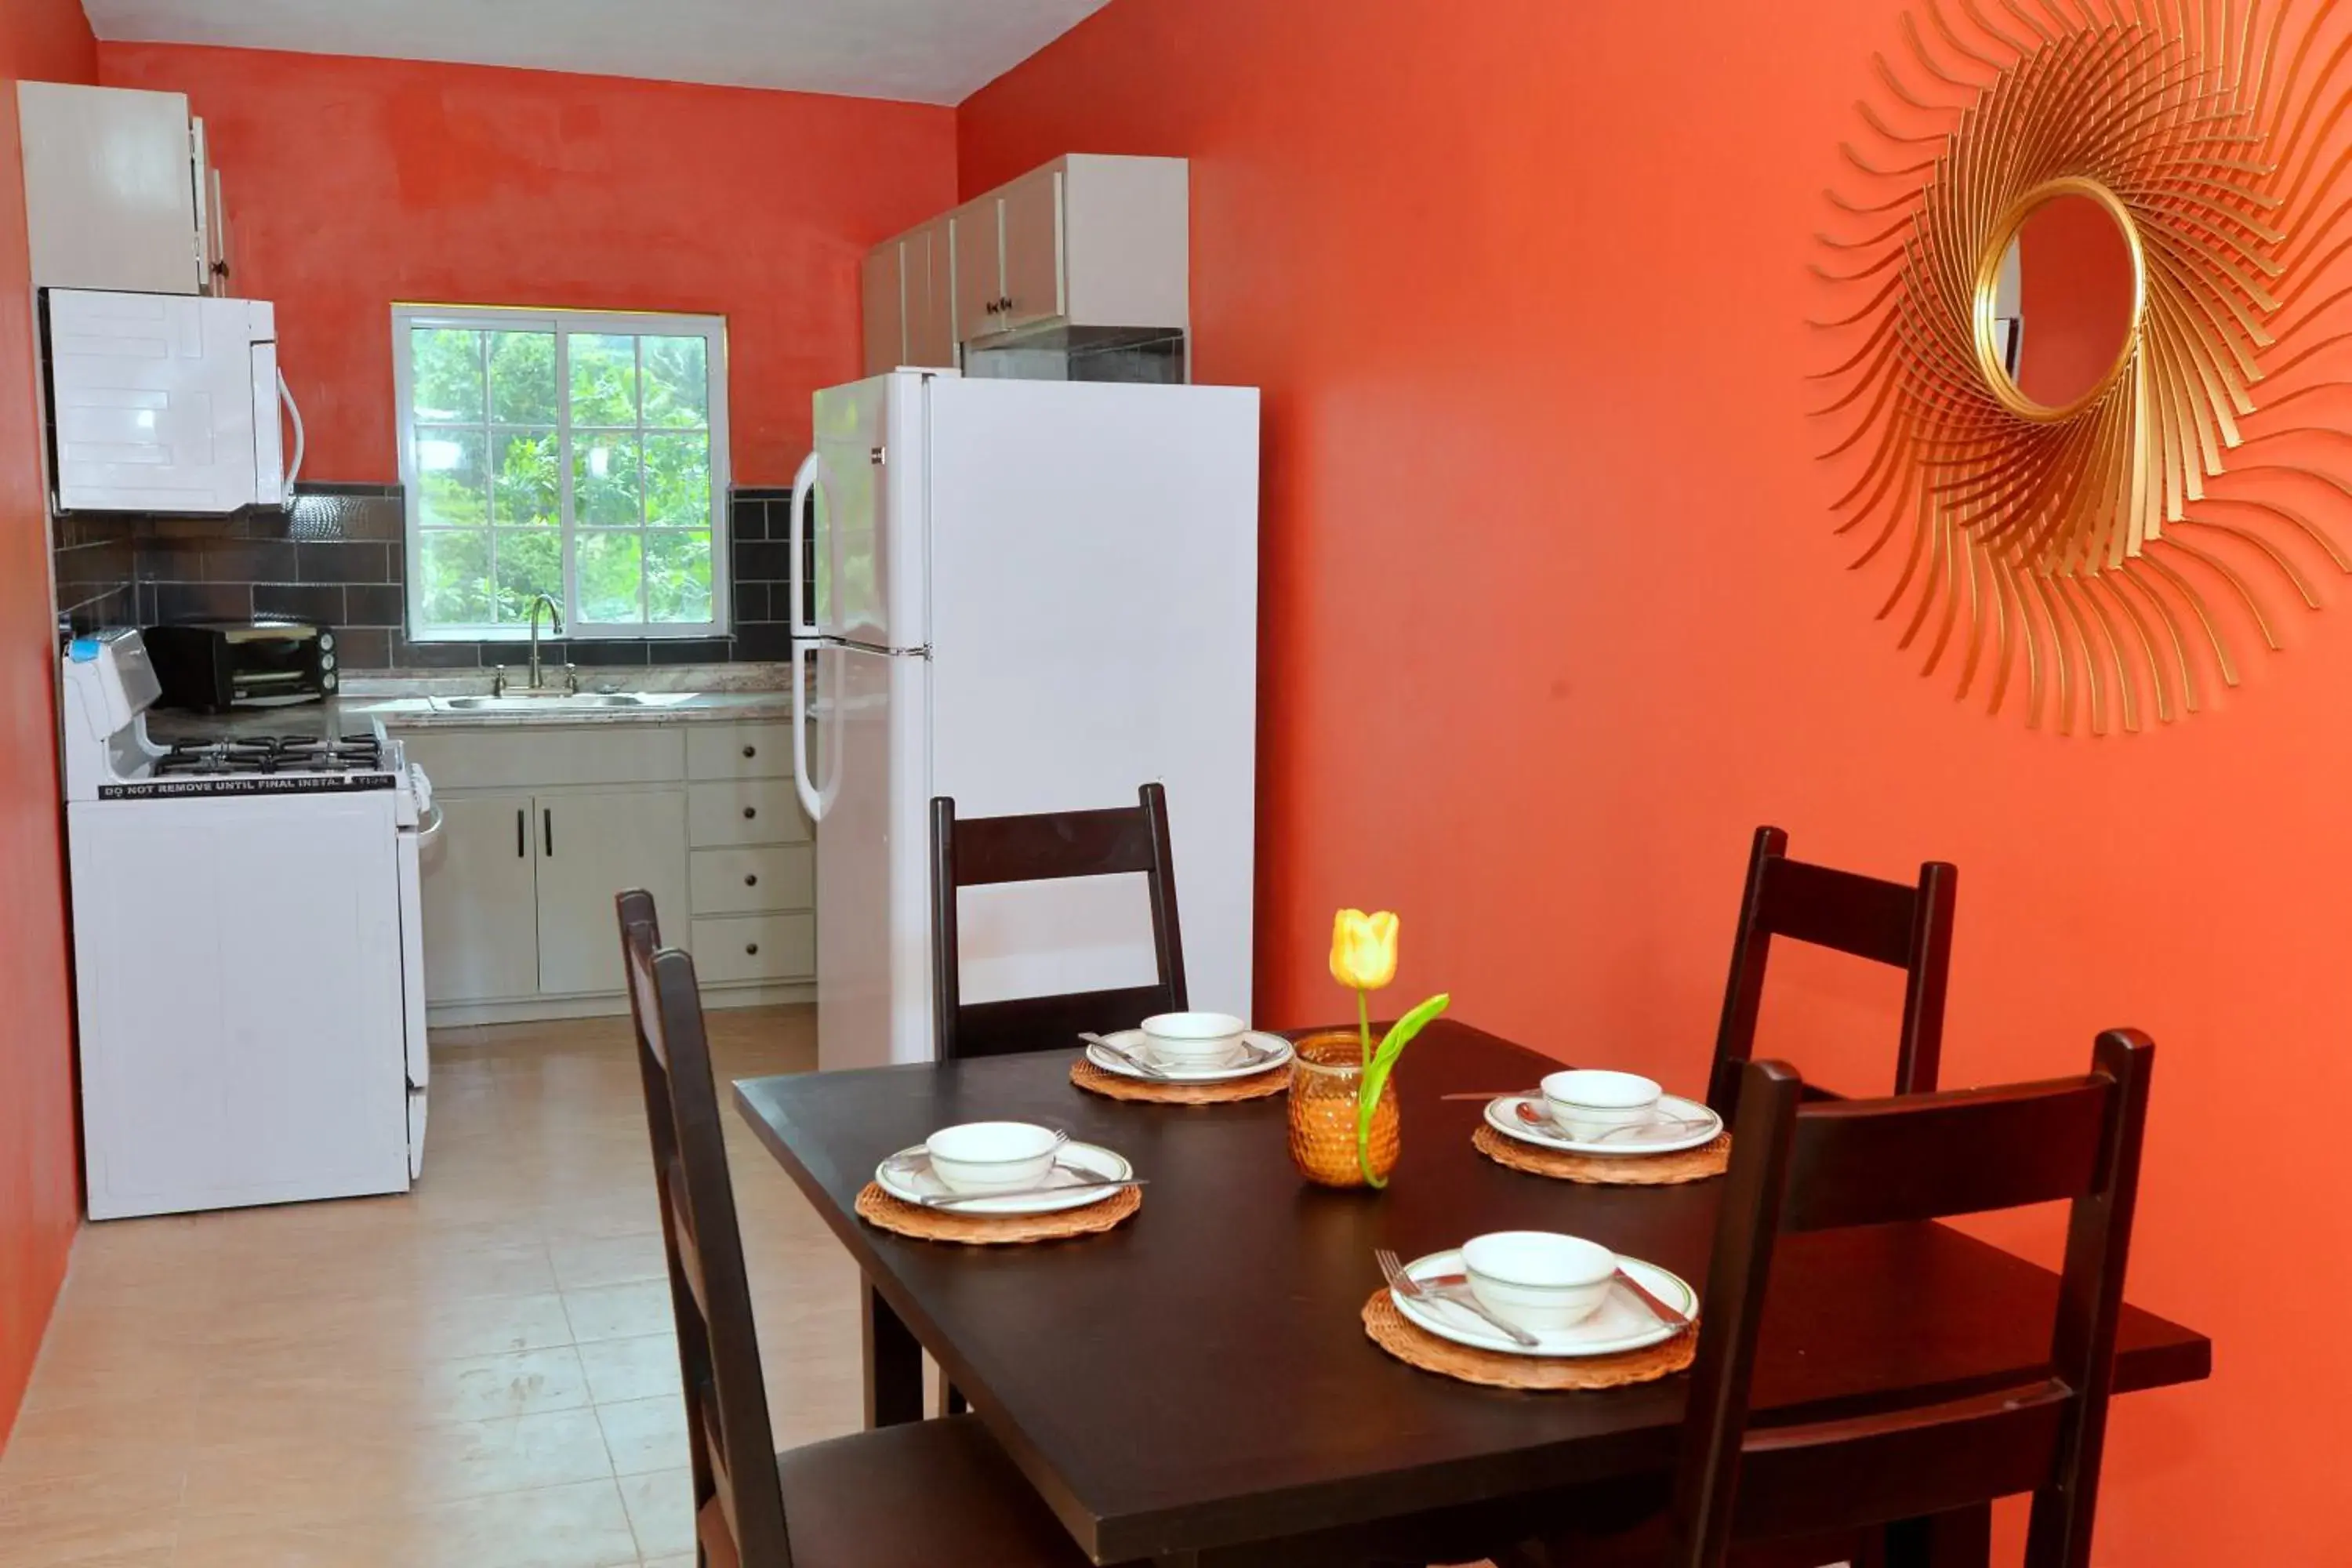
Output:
1884 1505 1991 1568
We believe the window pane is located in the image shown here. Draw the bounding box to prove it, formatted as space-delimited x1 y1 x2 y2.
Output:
492 529 564 625
413 429 488 528
488 331 558 425
490 430 558 527
418 531 492 626
644 433 710 527
645 530 713 623
410 329 484 423
641 336 709 429
577 531 644 622
572 435 644 526
569 334 640 427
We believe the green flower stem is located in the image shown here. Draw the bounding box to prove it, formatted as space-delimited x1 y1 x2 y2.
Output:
1357 989 1372 1069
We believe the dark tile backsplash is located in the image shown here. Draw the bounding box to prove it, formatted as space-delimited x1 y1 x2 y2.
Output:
53 485 810 672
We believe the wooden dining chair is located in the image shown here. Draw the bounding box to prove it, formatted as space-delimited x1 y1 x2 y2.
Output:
1708 825 1957 1116
929 781 1187 1062
614 889 1127 1568
1508 1029 2154 1568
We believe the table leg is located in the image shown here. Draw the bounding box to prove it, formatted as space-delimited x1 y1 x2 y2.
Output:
1884 1503 1992 1568
862 1279 923 1428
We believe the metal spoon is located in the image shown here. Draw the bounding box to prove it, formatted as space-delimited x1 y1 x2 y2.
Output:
1078 1031 1172 1080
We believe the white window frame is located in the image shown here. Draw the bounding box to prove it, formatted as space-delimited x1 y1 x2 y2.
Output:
392 305 732 641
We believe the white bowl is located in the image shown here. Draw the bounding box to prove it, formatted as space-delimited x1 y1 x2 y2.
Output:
1541 1069 1662 1143
923 1122 1062 1194
1461 1230 1617 1332
1140 1011 1249 1067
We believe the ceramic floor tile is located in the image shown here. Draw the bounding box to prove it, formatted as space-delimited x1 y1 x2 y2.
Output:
548 1234 667 1293
573 1335 682 1406
1 1007 820 1567
616 1467 697 1561
561 1280 675 1345
593 1394 688 1476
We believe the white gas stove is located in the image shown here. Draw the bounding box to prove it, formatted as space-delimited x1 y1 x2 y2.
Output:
63 629 440 1218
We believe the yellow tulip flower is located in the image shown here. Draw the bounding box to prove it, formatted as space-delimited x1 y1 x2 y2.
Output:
1329 909 1399 992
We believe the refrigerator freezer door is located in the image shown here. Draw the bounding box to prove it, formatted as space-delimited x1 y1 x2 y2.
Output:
924 379 1262 1023
815 641 934 1072
811 371 929 651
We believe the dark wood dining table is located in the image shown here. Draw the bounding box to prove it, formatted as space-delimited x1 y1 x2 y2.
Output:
733 1020 2210 1567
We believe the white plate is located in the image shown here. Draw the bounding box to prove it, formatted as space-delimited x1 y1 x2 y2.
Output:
875 1140 1134 1217
1085 1029 1294 1083
1389 1248 1696 1359
1483 1093 1722 1156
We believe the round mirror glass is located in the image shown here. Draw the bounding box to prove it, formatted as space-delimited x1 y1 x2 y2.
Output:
1984 191 2140 411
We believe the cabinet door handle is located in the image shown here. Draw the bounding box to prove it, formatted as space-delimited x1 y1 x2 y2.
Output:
746 942 760 956
516 808 525 858
543 808 554 857
743 873 759 887
1000 296 1013 313
742 805 757 820
742 744 757 759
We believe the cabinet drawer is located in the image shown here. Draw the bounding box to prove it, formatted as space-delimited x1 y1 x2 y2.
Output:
690 846 813 916
686 722 796 782
691 913 815 984
687 780 807 847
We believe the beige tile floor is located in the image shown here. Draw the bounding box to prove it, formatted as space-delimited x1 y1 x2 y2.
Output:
0 1005 859 1568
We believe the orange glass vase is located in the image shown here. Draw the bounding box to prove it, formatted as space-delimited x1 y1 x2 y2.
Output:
1287 1029 1401 1188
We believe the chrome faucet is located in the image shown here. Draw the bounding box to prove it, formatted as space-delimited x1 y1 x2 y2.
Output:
527 593 563 691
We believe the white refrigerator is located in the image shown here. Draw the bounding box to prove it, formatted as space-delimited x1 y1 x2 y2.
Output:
788 371 1261 1073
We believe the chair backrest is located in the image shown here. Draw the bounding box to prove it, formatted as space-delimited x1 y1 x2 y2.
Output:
1668 1032 2154 1568
617 889 793 1568
1709 825 1958 1113
929 782 1188 1062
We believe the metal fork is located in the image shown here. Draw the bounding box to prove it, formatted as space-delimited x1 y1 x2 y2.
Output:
1375 1247 1540 1348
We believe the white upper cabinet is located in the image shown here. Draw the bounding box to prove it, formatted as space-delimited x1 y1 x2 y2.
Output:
995 164 1067 332
861 241 905 376
869 154 1189 368
862 217 959 376
905 218 956 368
18 82 232 297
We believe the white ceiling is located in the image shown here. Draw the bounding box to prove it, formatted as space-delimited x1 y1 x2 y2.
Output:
78 0 1116 105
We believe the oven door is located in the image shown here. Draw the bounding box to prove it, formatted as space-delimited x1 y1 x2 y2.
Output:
396 765 441 1178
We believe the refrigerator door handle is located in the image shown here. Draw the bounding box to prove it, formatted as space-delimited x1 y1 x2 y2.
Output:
792 640 826 822
788 449 826 641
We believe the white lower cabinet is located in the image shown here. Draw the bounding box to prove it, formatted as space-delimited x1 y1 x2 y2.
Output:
419 791 539 1004
402 719 815 1019
532 787 688 996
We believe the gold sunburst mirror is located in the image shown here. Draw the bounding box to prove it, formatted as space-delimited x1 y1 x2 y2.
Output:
1813 0 2352 734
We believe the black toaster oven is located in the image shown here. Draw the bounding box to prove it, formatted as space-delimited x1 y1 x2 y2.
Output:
142 622 340 712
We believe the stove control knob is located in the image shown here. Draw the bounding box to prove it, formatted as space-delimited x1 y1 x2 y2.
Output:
318 631 336 652
322 670 338 691
320 652 336 670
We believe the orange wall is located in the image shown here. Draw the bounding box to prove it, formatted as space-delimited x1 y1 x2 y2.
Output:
0 0 96 1450
97 45 957 486
964 2 2344 1559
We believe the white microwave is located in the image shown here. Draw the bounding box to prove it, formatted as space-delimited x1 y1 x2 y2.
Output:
45 288 304 514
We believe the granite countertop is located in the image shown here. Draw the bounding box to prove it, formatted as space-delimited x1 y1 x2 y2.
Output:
143 662 800 742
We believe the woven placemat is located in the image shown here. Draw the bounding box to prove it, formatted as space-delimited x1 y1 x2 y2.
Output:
854 1181 1141 1245
1472 1123 1731 1185
1361 1289 1696 1391
1069 1056 1288 1105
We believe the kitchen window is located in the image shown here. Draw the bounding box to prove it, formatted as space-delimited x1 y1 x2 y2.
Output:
394 307 730 640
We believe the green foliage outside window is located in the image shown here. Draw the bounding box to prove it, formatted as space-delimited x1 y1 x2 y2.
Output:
408 318 720 635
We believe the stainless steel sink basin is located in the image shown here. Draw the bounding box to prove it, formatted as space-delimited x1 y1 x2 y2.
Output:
428 691 700 713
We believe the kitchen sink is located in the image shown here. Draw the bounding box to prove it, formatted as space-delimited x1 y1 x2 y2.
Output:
428 691 701 713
